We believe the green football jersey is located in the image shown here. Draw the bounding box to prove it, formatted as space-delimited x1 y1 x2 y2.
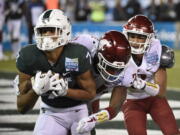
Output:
16 43 93 108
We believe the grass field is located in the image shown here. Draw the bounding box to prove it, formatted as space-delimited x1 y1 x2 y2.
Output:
0 50 180 89
167 50 180 89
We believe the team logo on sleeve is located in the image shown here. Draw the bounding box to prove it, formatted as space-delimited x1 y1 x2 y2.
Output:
65 57 79 71
145 52 159 65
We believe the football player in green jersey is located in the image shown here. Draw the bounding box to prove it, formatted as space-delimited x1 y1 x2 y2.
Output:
15 9 96 135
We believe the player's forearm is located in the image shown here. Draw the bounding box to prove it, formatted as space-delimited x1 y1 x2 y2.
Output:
106 100 125 120
156 85 166 98
109 86 127 116
140 80 166 97
17 89 39 114
154 68 167 97
66 88 96 101
112 96 126 113
107 102 124 120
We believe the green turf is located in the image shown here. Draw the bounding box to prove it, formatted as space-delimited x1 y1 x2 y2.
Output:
0 51 180 88
0 52 17 72
167 50 180 89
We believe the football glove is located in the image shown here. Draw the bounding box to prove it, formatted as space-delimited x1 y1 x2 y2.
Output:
132 76 146 90
13 75 20 95
50 76 68 97
32 70 53 95
76 110 109 134
133 76 159 96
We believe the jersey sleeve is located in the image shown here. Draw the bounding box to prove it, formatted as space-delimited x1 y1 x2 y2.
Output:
160 45 175 68
146 39 162 72
16 52 26 72
16 48 34 76
78 46 93 74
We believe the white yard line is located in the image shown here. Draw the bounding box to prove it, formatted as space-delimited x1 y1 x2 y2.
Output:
96 129 163 135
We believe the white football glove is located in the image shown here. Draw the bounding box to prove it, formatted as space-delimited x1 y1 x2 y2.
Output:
32 70 52 95
76 116 96 134
132 76 146 90
133 75 160 96
13 75 20 95
50 76 68 97
76 110 109 134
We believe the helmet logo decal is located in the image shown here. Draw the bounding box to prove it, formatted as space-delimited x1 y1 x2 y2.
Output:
99 39 110 50
42 18 49 24
42 10 53 24
42 10 52 19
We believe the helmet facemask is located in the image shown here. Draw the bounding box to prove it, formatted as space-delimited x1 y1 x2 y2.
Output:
126 31 154 54
97 52 125 82
34 27 65 51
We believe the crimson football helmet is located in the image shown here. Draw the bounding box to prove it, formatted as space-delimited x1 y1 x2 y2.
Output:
123 15 155 54
97 31 131 82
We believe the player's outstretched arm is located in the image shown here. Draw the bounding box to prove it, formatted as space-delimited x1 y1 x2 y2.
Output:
109 86 127 114
65 70 96 101
76 86 127 133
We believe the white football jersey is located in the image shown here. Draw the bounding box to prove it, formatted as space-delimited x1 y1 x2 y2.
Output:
122 38 162 99
72 35 162 100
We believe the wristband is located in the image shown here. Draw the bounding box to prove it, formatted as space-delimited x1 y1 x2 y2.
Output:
144 82 160 96
105 107 116 120
93 107 117 124
94 110 110 123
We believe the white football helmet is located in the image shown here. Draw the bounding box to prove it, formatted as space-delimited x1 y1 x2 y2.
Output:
34 9 71 51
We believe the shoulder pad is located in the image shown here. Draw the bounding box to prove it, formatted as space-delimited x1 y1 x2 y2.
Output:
160 45 175 68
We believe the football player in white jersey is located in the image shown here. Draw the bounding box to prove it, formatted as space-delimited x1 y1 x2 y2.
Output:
72 31 132 134
121 15 180 135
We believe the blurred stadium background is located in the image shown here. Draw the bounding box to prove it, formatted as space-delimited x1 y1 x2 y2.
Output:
0 0 180 135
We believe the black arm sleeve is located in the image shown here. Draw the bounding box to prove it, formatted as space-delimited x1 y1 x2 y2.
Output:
160 45 175 68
